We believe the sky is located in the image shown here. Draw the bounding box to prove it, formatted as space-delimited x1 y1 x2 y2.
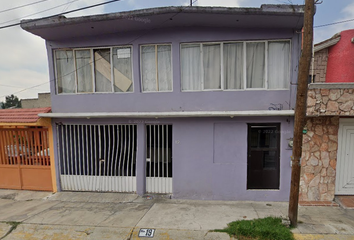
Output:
0 0 353 102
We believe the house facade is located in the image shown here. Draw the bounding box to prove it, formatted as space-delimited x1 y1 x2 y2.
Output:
21 5 304 201
301 29 354 202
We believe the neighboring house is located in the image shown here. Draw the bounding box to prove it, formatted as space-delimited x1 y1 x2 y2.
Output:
21 93 51 109
0 107 56 192
300 29 354 202
20 5 304 201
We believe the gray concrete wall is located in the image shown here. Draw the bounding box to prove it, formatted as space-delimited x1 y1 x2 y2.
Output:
21 93 51 108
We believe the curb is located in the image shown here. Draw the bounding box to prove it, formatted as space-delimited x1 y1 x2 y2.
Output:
294 234 354 240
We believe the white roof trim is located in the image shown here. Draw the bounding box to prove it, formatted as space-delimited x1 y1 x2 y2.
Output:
314 36 340 52
39 110 294 118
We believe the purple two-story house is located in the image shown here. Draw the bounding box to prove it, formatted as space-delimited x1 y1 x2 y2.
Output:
21 4 304 201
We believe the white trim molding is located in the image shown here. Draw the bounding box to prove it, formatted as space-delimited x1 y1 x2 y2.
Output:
39 110 294 118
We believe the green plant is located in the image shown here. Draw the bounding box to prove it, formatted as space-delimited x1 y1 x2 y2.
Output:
0 221 22 240
214 217 294 240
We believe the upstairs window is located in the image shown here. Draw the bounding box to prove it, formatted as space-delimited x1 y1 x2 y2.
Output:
181 40 290 91
55 46 133 94
141 44 172 92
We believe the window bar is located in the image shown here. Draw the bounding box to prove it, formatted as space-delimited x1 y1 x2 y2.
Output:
155 125 158 192
41 130 46 165
15 130 20 165
93 125 98 190
111 125 115 178
2 130 7 165
5 131 12 164
40 130 45 165
0 131 4 164
152 125 155 192
85 125 89 176
36 130 41 165
64 125 69 176
13 130 19 165
200 43 204 90
100 125 107 190
265 41 268 89
31 130 37 165
111 125 117 191
243 42 247 89
74 125 81 190
21 130 26 165
24 131 29 165
17 130 23 165
107 125 115 190
131 126 135 190
162 125 165 180
68 125 74 189
122 125 128 191
57 126 62 175
25 130 30 165
220 43 224 90
105 126 109 190
38 130 43 165
29 130 34 165
118 125 124 191
157 125 160 179
78 126 82 187
42 130 46 165
0 131 5 165
149 125 152 179
126 125 131 190
15 130 19 165
167 126 169 178
113 125 119 178
3 130 9 165
90 125 94 177
155 46 159 91
80 125 86 189
86 125 91 190
5 130 11 165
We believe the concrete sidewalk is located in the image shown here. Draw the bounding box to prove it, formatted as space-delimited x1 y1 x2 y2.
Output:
0 190 353 240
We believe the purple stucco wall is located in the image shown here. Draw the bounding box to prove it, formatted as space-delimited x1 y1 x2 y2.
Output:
52 116 293 201
46 27 301 113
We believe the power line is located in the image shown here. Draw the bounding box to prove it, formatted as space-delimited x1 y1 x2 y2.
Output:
0 0 122 30
0 0 50 14
314 18 354 28
0 0 79 26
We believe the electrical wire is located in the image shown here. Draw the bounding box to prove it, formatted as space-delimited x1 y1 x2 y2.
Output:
0 0 50 14
314 18 354 28
0 0 122 30
0 0 79 26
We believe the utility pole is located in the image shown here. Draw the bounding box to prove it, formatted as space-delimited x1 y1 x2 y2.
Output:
288 0 315 227
190 0 192 6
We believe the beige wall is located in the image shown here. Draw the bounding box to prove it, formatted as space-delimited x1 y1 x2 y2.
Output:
21 93 51 109
310 49 328 83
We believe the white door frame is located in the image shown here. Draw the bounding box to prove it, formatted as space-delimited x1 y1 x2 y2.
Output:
336 118 354 195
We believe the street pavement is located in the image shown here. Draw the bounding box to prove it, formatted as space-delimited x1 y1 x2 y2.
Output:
0 190 353 240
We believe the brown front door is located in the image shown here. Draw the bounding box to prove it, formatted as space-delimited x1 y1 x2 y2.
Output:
247 123 280 189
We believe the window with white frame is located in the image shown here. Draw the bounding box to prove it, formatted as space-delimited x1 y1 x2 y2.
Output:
141 44 172 92
180 40 290 91
55 46 133 94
